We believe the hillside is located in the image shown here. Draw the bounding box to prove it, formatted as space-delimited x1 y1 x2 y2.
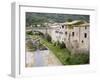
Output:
26 12 89 27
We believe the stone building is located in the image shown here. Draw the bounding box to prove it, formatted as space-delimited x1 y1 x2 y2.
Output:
50 20 89 53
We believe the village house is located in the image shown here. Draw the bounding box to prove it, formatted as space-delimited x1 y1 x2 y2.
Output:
50 20 89 53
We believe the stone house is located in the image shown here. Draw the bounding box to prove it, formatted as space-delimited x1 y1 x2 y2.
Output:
50 20 89 53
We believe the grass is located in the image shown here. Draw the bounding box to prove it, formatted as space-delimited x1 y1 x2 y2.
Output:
67 53 89 65
41 39 71 65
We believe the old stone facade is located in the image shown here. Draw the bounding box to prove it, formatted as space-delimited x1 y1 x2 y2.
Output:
50 20 89 53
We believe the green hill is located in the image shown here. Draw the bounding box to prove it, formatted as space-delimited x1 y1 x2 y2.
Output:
26 12 89 27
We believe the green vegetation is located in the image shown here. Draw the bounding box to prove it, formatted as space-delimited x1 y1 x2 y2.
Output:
67 53 89 65
40 37 89 65
26 31 33 35
26 40 37 52
56 41 60 46
26 34 48 52
26 33 89 65
33 31 44 37
59 42 66 49
53 41 66 49
67 18 73 22
41 39 71 65
39 43 47 50
26 12 89 26
72 20 85 25
45 34 52 42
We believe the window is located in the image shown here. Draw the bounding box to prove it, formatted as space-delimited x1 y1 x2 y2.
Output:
59 32 63 34
55 31 58 33
81 40 84 43
72 32 74 36
84 33 87 38
85 26 87 29
62 25 64 28
65 31 67 35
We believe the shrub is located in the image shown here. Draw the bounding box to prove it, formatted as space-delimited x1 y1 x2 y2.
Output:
38 32 44 36
26 40 37 51
66 57 70 62
59 42 66 49
67 18 73 22
35 32 44 37
56 41 60 46
46 34 52 42
53 42 56 46
26 31 33 35
67 53 89 65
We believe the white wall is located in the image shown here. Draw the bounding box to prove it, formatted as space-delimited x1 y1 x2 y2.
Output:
0 0 100 80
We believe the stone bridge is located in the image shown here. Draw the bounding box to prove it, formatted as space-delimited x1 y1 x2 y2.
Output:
26 27 52 35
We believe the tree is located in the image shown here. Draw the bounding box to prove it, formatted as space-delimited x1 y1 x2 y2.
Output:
26 31 33 35
67 18 73 22
31 17 49 27
46 34 52 42
59 42 66 49
56 41 60 46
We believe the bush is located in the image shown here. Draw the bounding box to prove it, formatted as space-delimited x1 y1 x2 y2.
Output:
26 40 37 51
26 31 33 35
67 18 73 22
56 41 60 46
46 34 52 42
34 31 44 37
53 42 56 46
59 42 66 49
67 53 89 65
38 32 44 36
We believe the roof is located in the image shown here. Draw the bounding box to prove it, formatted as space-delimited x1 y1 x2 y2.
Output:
63 20 89 26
